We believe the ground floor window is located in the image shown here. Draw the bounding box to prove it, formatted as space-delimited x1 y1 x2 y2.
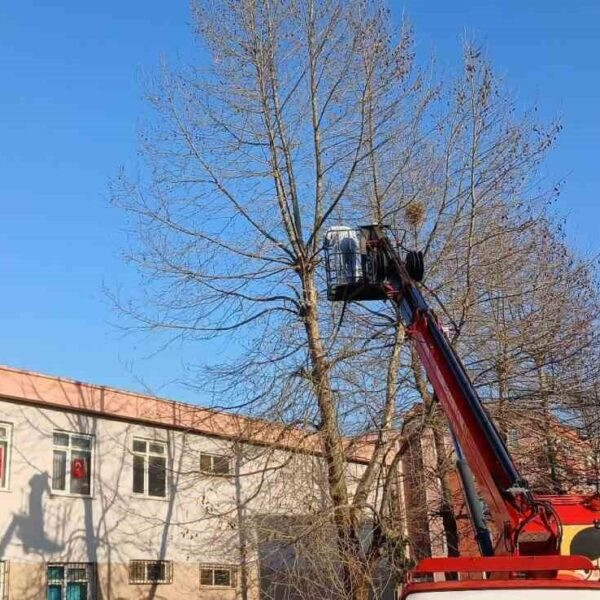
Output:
0 560 7 600
47 563 94 600
129 560 172 584
200 564 237 588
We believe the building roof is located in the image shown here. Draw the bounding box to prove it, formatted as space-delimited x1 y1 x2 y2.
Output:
0 364 372 463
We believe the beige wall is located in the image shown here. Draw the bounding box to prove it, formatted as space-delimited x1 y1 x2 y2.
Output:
0 396 372 599
5 561 259 600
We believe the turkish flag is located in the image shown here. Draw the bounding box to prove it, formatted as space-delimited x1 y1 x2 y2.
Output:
72 458 86 479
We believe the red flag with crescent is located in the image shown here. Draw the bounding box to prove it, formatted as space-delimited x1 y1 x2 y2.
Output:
72 457 86 479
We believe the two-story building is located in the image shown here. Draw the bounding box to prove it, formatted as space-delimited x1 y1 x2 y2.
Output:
0 365 382 600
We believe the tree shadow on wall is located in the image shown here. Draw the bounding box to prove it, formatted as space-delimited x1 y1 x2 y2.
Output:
0 472 64 556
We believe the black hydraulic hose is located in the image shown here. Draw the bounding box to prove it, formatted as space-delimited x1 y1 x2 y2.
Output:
451 431 495 557
456 457 495 557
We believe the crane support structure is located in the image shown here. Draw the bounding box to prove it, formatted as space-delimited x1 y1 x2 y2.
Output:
324 224 600 560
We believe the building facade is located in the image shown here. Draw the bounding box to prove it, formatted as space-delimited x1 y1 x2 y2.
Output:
0 366 377 600
401 402 600 562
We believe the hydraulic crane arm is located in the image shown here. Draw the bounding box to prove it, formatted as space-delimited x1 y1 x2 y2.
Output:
325 224 562 556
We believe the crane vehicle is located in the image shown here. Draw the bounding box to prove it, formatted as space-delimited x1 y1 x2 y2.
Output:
324 224 600 598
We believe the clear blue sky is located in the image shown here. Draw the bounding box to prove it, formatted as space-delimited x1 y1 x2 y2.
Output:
1 1 599 403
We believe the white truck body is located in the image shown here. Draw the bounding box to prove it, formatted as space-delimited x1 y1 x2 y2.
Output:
405 590 600 599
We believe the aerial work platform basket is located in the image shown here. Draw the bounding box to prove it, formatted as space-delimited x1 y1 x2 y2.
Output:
324 225 423 301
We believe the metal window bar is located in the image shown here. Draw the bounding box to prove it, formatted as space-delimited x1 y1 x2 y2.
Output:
46 562 96 600
200 565 237 588
0 561 8 600
129 560 172 584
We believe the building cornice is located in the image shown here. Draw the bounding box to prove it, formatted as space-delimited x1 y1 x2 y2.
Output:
0 365 372 464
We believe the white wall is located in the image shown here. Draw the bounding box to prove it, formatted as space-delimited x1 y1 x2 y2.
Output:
0 397 367 568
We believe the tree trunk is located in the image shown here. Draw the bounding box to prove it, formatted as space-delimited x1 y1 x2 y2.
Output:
302 269 370 599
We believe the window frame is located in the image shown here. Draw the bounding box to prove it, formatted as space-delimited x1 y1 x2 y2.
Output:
46 562 95 600
586 451 600 486
51 431 94 497
0 423 13 491
507 428 520 449
131 437 168 498
199 452 232 477
199 564 237 588
128 560 172 585
0 560 7 600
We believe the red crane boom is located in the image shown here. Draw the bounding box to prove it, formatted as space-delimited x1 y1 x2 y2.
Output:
325 224 600 561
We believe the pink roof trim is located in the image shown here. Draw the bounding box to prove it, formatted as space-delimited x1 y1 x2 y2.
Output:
0 365 372 463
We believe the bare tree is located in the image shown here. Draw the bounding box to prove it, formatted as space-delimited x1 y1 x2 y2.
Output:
111 1 587 597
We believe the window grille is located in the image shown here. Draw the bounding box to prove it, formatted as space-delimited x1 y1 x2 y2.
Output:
0 561 8 600
46 563 95 600
200 452 231 476
131 438 167 497
52 432 93 495
200 565 236 588
129 560 172 584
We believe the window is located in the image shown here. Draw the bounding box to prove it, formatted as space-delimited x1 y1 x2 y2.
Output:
0 561 7 600
200 452 231 476
200 565 236 588
52 432 93 495
132 439 167 497
129 560 172 584
507 428 520 449
47 563 94 600
586 452 600 486
0 424 12 490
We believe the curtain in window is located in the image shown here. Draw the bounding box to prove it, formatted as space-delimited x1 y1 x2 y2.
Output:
214 569 231 586
213 456 230 475
133 455 145 494
66 582 87 600
200 454 212 473
52 451 66 491
148 455 166 497
147 562 165 582
47 585 62 600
